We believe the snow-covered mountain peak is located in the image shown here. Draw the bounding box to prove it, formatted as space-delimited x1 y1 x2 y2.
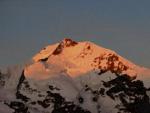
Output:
25 39 144 80
1 38 150 113
33 38 113 62
33 38 78 62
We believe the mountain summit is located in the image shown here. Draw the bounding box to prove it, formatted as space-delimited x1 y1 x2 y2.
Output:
27 38 147 80
0 38 150 113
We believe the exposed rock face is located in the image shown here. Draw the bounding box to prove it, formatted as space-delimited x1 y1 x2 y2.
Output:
91 53 129 75
53 38 78 55
61 38 78 47
5 101 28 113
16 71 30 102
0 70 10 87
0 73 6 87
103 74 150 113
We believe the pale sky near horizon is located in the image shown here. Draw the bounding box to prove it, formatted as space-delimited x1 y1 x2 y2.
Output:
0 0 150 68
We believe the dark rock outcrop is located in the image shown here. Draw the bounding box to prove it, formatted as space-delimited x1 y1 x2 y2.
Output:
92 53 129 75
16 70 29 102
103 74 150 113
53 38 78 55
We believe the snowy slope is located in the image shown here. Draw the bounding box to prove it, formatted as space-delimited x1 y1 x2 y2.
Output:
26 38 148 79
0 38 150 113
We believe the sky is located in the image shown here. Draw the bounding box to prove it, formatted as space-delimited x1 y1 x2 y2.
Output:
0 0 150 68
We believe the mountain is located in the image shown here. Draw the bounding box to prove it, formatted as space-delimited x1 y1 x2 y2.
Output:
0 38 150 113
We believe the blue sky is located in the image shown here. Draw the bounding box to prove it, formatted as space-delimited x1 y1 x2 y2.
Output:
0 0 150 68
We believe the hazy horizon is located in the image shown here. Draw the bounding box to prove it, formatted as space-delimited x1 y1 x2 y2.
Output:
0 0 150 68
